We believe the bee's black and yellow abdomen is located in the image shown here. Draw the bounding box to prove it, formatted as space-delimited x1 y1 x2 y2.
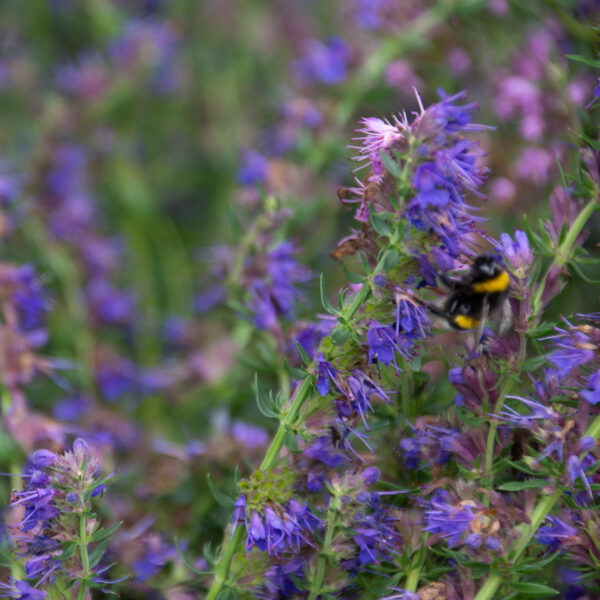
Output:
433 254 511 333
451 314 481 331
471 270 510 294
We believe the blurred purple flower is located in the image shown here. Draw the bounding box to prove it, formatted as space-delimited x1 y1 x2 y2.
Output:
0 578 47 600
354 0 394 29
294 37 350 86
517 147 554 183
109 20 181 93
231 421 268 449
87 279 136 326
55 55 110 100
237 149 269 187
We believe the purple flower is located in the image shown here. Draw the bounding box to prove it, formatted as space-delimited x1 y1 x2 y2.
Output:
399 436 422 469
343 370 392 428
567 455 593 499
231 421 268 449
236 149 269 187
303 436 345 468
423 492 499 550
581 370 600 405
55 55 110 99
350 116 406 176
354 0 395 29
292 319 334 361
133 538 178 582
31 450 57 468
294 37 350 85
232 497 319 557
0 578 47 600
86 279 136 326
96 355 139 402
547 321 598 376
316 354 338 397
249 286 278 330
259 557 306 599
496 395 558 428
367 321 398 366
427 89 488 133
424 494 474 546
395 292 430 338
12 265 48 332
109 19 181 94
9 441 112 588
499 229 533 273
517 147 554 183
586 78 600 109
247 242 310 328
195 284 227 314
536 516 577 547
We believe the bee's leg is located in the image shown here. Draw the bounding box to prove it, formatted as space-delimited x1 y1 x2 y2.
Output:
475 299 489 347
499 297 513 337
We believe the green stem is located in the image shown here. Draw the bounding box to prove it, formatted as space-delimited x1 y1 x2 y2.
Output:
206 277 375 599
531 197 598 318
486 190 597 478
308 493 340 600
476 413 600 600
77 504 90 600
474 573 503 600
484 331 526 477
405 565 421 593
205 526 244 600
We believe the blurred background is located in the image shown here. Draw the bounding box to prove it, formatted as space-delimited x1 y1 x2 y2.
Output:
0 0 598 597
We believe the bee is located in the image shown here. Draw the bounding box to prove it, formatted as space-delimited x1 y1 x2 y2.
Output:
426 254 511 342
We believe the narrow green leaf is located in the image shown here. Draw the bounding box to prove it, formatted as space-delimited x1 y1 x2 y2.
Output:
295 341 311 366
580 132 600 151
254 374 279 419
516 551 560 574
509 582 558 596
89 521 123 544
206 474 235 507
570 260 600 284
343 264 366 284
359 252 371 274
566 54 600 68
175 538 211 575
320 274 339 315
498 479 548 491
380 149 404 179
88 538 110 569
284 359 309 380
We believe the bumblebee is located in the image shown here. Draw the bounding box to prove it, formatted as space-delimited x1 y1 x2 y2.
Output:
427 254 510 338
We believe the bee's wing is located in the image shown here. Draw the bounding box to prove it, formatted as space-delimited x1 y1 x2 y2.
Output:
499 296 513 337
